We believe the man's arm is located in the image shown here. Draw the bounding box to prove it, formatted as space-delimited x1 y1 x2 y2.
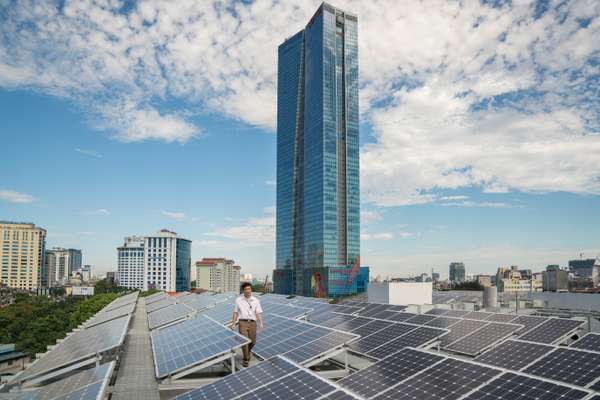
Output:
256 312 264 333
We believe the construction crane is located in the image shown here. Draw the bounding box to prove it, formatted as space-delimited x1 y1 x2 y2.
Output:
263 274 269 294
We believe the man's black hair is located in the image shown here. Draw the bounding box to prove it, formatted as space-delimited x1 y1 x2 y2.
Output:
241 282 252 290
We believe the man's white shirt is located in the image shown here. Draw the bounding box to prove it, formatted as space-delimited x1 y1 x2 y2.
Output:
234 295 263 321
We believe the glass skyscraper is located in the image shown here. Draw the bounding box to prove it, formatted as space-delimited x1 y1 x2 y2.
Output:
274 2 362 298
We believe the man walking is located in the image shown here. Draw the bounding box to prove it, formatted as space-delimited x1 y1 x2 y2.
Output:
231 282 264 367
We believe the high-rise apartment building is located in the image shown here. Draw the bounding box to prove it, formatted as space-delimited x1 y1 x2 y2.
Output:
449 262 466 283
143 229 191 293
117 236 145 289
195 258 241 293
45 247 82 287
0 221 46 290
274 2 362 297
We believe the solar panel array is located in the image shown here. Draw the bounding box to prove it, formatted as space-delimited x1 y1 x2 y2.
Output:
571 332 600 352
147 303 195 330
6 362 115 400
443 322 522 356
103 291 139 312
83 301 136 328
474 339 555 370
174 355 361 400
151 314 249 378
523 347 600 387
519 318 584 344
145 296 176 313
18 314 130 382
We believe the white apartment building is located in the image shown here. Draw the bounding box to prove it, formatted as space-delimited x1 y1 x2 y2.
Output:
45 247 82 287
144 230 191 293
117 236 145 289
196 258 241 293
0 221 46 290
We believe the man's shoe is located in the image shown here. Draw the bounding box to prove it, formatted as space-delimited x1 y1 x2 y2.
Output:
242 361 249 367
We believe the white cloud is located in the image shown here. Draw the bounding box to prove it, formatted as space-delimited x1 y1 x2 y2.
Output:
265 180 276 186
81 209 110 215
439 201 518 209
75 148 102 158
0 0 598 200
207 206 275 245
360 210 383 224
0 189 35 203
161 211 185 220
361 232 394 241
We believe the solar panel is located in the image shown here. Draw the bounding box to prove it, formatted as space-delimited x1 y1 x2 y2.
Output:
333 305 362 315
425 308 450 316
350 319 392 337
462 372 590 400
356 304 390 317
7 362 114 400
199 301 233 325
591 380 600 391
145 292 167 305
174 355 360 400
282 331 359 364
338 348 444 398
242 369 339 400
439 319 489 346
83 301 135 328
17 315 130 382
151 315 249 379
104 292 139 312
347 323 417 355
485 313 517 323
316 314 356 329
570 332 600 352
367 326 446 360
464 311 495 320
523 347 600 387
425 316 461 329
404 314 438 325
510 315 549 334
148 303 194 330
519 318 584 344
441 309 471 318
474 340 556 370
173 355 299 400
384 312 416 322
372 358 500 400
587 395 600 400
444 322 522 356
146 297 175 313
331 316 374 332
253 325 332 360
370 310 401 320
385 305 407 312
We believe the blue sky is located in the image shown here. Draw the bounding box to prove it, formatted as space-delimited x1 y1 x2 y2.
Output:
1 0 599 279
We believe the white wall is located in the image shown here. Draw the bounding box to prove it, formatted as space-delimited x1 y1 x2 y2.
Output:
368 282 433 305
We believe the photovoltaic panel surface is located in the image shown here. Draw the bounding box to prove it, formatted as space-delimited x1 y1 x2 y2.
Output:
282 331 359 364
510 315 549 334
331 316 373 332
242 370 338 400
367 326 446 360
474 340 556 370
441 309 471 318
18 315 130 382
372 358 500 400
146 297 176 313
462 372 590 400
350 319 392 337
338 348 444 398
485 313 517 323
83 301 135 328
444 322 522 356
148 303 194 330
347 323 416 355
173 356 298 400
519 318 584 344
523 347 600 387
369 310 401 320
404 314 438 325
439 319 488 346
253 325 332 360
7 362 114 400
570 332 600 352
198 302 232 325
425 316 461 329
463 311 494 321
104 292 138 312
425 308 450 316
151 315 249 378
383 312 416 322
144 292 167 305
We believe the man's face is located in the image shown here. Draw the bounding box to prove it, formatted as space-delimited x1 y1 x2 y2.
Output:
243 285 252 297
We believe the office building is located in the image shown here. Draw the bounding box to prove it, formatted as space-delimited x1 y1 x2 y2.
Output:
0 221 46 290
542 265 569 292
449 262 465 283
274 2 362 297
117 236 145 289
497 277 543 293
196 258 241 293
45 247 82 287
144 229 191 293
475 275 492 287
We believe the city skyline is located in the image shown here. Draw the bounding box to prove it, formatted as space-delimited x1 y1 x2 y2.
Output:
1 1 599 280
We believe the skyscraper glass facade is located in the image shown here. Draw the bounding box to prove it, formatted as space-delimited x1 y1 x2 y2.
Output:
275 3 362 298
